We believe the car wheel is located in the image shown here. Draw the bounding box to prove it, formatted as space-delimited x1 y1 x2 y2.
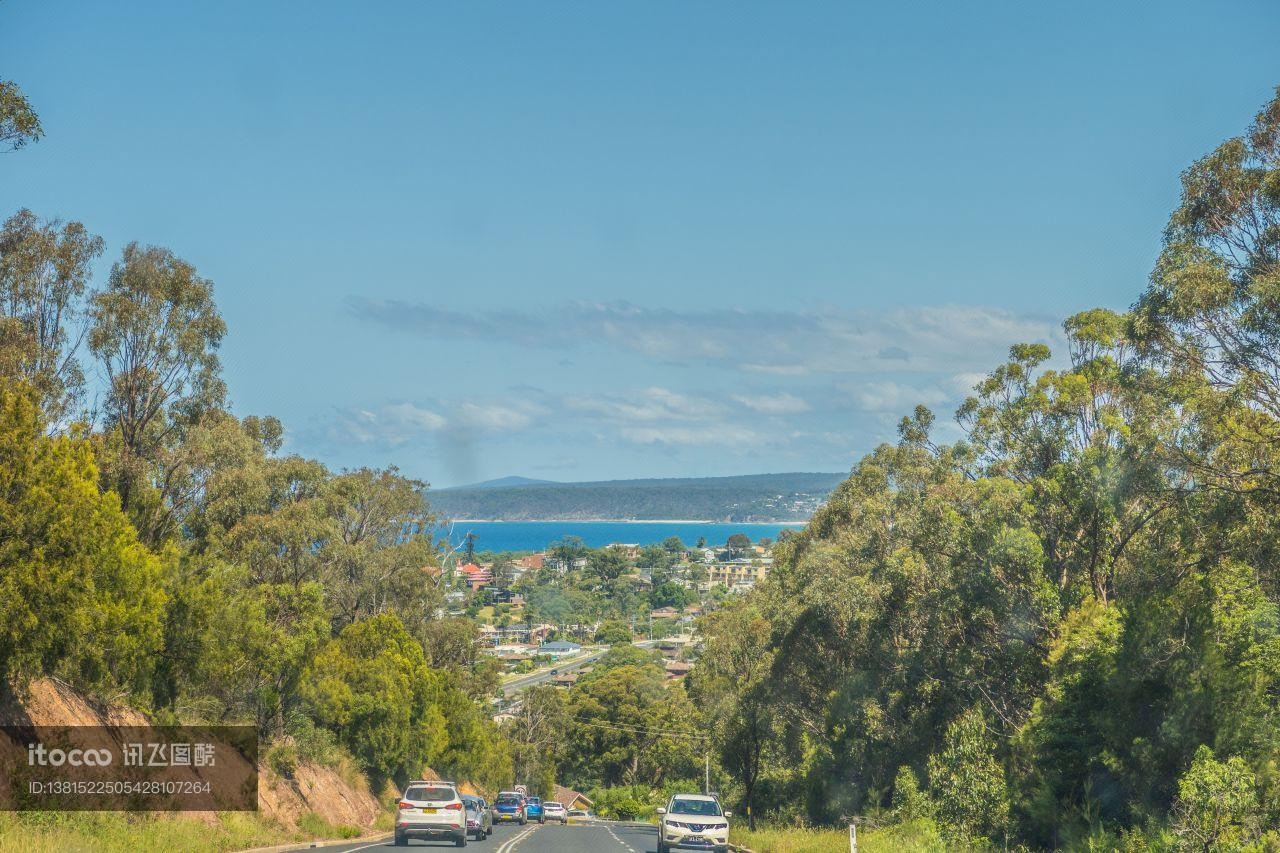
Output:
394 830 407 846
657 841 667 853
456 830 467 847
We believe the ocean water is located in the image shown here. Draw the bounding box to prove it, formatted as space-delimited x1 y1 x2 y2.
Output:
433 520 806 553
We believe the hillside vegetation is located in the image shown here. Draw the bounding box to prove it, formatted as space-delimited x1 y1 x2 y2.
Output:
0 76 509 849
690 88 1280 850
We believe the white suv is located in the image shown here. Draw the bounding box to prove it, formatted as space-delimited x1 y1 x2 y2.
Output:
656 793 730 853
395 780 467 847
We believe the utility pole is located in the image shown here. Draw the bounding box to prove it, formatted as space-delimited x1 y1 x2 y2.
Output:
704 752 710 795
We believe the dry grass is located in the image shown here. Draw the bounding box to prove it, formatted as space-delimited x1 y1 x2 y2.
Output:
730 820 946 853
0 812 290 853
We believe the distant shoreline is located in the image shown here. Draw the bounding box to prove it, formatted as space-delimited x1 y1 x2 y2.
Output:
443 519 810 525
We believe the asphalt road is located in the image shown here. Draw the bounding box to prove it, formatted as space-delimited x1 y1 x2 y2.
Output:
286 821 662 853
500 639 666 697
500 650 605 696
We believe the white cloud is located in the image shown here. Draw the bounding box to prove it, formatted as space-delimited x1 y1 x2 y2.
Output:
453 402 536 432
347 297 1061 377
620 425 762 447
329 400 541 447
382 403 447 432
567 387 720 422
850 381 951 413
732 392 812 414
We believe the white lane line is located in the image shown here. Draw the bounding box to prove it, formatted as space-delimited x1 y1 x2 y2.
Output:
320 841 388 853
495 824 538 853
604 822 639 853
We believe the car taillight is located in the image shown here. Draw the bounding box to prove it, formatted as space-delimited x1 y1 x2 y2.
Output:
398 801 411 809
445 802 463 810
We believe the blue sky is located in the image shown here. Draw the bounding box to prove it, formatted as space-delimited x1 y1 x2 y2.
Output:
3 1 1278 486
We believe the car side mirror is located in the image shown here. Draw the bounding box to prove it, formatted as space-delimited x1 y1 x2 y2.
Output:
656 808 666 815
723 811 732 818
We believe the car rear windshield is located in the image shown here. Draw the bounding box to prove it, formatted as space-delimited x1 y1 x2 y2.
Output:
670 798 722 816
404 785 456 802
496 794 521 804
545 802 563 808
528 797 541 804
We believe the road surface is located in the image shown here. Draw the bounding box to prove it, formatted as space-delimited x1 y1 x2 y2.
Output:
500 649 605 696
284 821 663 853
498 638 668 697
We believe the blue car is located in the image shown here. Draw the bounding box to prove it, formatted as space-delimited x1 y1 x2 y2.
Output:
525 796 545 824
493 791 526 825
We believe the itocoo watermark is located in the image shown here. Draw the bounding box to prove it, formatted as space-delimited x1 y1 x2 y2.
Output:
27 744 113 767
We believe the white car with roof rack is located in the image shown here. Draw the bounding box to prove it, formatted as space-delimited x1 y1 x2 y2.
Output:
395 780 468 847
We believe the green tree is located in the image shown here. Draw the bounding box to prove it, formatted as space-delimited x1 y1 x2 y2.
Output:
594 618 633 646
0 381 165 692
688 600 778 829
503 685 568 794
421 617 502 700
89 242 227 543
548 536 586 572
0 79 42 151
302 613 447 782
587 548 630 583
323 466 439 630
725 533 752 557
1172 745 1262 852
562 660 697 788
927 708 1010 847
0 210 104 425
202 578 329 737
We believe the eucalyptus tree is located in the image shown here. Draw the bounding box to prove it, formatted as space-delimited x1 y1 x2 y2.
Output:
89 242 226 543
0 79 42 151
0 210 104 426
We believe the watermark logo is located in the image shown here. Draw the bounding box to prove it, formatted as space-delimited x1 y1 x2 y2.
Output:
27 744 113 767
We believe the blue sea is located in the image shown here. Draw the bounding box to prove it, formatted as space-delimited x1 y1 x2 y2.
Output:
433 520 806 553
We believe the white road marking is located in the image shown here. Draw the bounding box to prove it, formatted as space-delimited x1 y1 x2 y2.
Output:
495 824 538 853
605 822 638 852
320 841 387 853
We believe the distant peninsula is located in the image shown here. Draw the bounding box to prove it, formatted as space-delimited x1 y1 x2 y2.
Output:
427 472 847 522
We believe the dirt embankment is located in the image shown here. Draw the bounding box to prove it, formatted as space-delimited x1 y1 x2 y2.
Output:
0 678 381 833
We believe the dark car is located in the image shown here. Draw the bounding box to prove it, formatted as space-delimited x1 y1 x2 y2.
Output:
493 791 526 825
461 794 493 840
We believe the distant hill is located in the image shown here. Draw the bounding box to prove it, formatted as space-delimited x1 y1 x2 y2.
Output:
428 472 847 522
459 476 559 489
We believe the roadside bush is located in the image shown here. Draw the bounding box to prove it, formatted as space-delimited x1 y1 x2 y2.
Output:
590 786 657 821
265 741 298 779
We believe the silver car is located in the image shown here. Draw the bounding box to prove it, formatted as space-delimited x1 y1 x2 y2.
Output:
462 794 493 841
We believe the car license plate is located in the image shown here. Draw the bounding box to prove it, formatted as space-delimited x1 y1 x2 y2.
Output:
424 807 438 814
688 836 703 843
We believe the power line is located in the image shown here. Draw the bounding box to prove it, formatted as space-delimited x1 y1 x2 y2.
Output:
572 719 710 741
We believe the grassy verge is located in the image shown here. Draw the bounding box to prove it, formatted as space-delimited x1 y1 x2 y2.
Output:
730 820 945 853
0 812 293 853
